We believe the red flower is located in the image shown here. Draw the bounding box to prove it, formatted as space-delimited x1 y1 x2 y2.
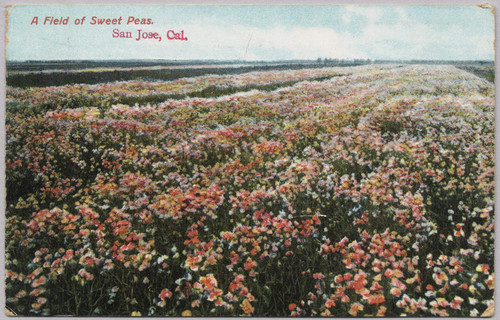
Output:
159 288 172 300
313 273 325 280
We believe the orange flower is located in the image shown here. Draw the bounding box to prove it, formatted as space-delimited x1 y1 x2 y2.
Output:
77 268 94 281
288 303 296 311
221 232 235 241
31 297 48 310
486 275 494 289
313 273 325 280
341 294 350 303
435 298 449 308
29 288 45 296
476 264 490 274
368 294 385 306
185 255 201 271
348 271 367 291
244 258 257 271
31 276 47 288
208 288 223 301
321 309 331 316
325 298 336 308
200 274 217 289
241 299 254 315
376 306 387 316
348 302 364 316
181 310 192 316
391 278 407 290
431 308 449 317
370 281 383 292
390 287 402 297
384 268 393 278
79 255 95 266
432 270 448 285
393 269 404 278
450 296 463 310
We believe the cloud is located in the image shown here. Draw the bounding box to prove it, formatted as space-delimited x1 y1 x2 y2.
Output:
136 22 368 60
342 6 384 24
83 12 494 61
242 25 367 60
352 7 494 60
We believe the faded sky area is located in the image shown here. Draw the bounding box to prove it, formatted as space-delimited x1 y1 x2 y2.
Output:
6 5 495 61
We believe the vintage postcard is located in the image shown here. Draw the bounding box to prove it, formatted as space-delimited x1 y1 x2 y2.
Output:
3 2 495 317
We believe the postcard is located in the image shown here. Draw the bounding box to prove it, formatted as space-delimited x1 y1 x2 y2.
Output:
3 3 495 317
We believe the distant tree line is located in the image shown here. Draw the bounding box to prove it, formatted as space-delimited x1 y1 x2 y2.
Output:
6 59 494 88
6 63 356 88
316 58 372 65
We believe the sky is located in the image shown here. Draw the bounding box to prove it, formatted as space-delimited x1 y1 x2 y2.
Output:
5 5 495 61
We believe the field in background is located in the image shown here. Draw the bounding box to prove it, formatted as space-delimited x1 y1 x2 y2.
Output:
6 59 493 88
5 63 495 316
455 65 495 84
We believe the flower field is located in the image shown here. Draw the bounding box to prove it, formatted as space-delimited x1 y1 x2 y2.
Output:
5 64 494 316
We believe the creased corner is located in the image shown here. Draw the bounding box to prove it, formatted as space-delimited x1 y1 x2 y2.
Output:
481 304 494 317
477 3 495 15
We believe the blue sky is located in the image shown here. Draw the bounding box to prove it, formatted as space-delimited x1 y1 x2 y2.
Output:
6 5 495 61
